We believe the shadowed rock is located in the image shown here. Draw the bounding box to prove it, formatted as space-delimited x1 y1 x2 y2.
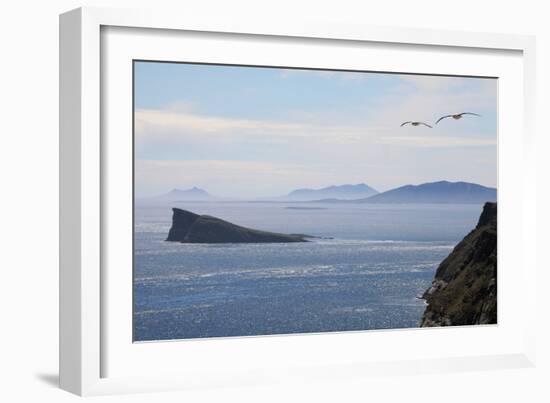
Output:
420 202 497 326
166 208 309 243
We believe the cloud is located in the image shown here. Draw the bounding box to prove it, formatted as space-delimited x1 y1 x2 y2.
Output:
136 109 305 136
134 108 373 154
379 76 496 120
135 105 495 151
134 72 497 196
376 134 496 148
365 75 497 144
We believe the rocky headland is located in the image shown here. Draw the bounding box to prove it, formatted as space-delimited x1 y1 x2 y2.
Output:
420 202 497 326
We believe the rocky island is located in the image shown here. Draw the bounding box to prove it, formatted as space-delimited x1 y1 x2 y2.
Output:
420 202 497 326
166 208 310 243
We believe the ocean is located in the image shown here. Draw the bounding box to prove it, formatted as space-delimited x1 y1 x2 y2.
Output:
133 201 482 341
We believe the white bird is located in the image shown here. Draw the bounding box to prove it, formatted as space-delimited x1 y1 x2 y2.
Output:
400 121 432 128
436 112 481 124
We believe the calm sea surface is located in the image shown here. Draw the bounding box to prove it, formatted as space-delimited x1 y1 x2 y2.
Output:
133 201 482 341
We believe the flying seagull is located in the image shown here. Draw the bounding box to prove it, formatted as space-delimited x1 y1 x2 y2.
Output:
436 112 481 124
400 121 433 128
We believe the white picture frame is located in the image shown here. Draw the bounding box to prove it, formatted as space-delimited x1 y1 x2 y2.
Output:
60 6 537 396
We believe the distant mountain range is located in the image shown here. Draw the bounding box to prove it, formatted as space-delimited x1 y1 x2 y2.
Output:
282 183 378 201
358 181 496 204
142 181 496 204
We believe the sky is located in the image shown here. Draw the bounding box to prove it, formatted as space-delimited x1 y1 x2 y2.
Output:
134 61 497 198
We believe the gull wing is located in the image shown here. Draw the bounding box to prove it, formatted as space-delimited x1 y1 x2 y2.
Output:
400 121 412 127
435 115 452 124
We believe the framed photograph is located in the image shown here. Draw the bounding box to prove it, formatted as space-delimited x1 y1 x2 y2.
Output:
60 7 537 396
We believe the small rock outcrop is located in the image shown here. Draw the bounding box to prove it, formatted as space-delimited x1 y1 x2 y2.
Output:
420 202 497 327
166 208 309 243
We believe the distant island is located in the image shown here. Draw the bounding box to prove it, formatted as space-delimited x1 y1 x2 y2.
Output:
142 180 496 204
420 202 497 326
313 181 496 204
166 208 311 243
360 181 496 204
280 183 378 201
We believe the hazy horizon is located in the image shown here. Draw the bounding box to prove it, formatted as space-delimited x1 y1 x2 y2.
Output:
134 62 497 198
142 179 497 200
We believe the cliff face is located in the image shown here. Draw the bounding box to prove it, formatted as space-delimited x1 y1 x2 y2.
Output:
166 208 308 243
420 202 497 327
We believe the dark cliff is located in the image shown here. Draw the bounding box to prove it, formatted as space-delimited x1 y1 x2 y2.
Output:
420 202 497 327
166 208 309 243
